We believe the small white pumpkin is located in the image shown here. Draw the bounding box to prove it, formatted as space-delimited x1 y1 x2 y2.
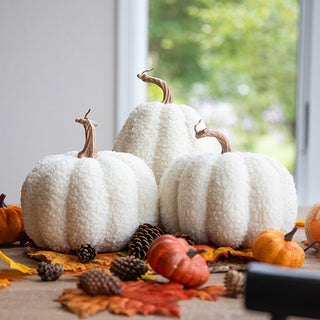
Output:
113 70 210 185
21 109 159 253
159 122 297 248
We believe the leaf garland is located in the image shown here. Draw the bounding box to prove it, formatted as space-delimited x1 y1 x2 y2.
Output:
26 246 253 274
56 280 226 318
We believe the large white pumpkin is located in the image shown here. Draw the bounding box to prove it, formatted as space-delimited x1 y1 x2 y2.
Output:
159 125 297 248
21 110 158 253
113 71 210 185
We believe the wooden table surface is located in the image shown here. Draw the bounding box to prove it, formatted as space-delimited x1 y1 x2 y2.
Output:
0 207 319 320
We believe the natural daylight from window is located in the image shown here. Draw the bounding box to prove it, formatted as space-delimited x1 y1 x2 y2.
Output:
147 0 299 173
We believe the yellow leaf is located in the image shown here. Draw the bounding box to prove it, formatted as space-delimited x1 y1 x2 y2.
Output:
116 251 129 257
194 245 253 262
27 250 95 272
0 250 36 274
0 269 30 280
93 252 121 268
140 271 157 282
27 250 122 274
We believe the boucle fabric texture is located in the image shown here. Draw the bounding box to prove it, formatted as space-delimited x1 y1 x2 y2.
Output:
113 101 211 185
159 151 297 248
21 151 159 253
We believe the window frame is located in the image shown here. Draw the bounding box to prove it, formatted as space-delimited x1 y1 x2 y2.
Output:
296 0 320 205
115 0 149 136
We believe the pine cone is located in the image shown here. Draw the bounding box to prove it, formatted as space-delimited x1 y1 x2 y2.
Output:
78 269 122 296
77 244 97 263
224 269 246 298
110 255 149 281
37 261 63 281
174 232 198 246
128 223 164 259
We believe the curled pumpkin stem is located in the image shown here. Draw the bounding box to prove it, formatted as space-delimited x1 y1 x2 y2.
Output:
137 70 174 104
186 249 207 259
75 108 98 159
0 194 8 208
194 119 232 154
284 226 298 241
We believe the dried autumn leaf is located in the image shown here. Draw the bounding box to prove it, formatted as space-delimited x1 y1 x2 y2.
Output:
57 288 111 318
190 285 227 301
56 280 225 318
27 250 95 272
0 278 11 288
0 250 36 274
194 245 253 262
0 266 38 288
91 252 120 269
0 269 30 280
27 250 120 274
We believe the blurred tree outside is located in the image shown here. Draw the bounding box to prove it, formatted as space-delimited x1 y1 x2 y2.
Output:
148 0 299 173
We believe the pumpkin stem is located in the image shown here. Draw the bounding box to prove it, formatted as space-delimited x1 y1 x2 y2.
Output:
75 108 98 159
0 194 8 208
284 226 298 241
194 119 232 154
187 248 207 259
137 69 174 104
304 241 320 252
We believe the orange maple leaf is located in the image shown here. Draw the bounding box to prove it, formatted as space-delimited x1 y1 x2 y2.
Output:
56 280 226 318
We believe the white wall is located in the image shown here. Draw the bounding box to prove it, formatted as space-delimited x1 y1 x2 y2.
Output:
0 0 116 204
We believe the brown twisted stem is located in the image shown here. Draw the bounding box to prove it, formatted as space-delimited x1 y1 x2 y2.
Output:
194 120 232 154
75 108 98 159
304 241 320 252
137 69 174 104
187 249 207 259
0 193 8 208
284 226 298 241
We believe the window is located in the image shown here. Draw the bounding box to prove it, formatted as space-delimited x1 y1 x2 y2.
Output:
148 0 299 174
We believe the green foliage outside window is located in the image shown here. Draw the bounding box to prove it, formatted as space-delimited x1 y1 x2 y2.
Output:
148 0 299 173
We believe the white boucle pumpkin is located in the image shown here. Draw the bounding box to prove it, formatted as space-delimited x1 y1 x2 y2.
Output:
113 71 210 185
159 125 297 248
21 110 159 253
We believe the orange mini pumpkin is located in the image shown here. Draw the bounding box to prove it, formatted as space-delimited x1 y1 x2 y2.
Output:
305 202 320 251
147 234 209 288
252 227 305 268
0 193 24 244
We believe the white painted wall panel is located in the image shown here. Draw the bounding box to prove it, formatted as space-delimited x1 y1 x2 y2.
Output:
0 0 116 204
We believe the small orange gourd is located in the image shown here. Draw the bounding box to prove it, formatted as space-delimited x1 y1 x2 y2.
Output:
147 235 210 288
305 202 320 251
0 194 24 244
252 227 305 268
